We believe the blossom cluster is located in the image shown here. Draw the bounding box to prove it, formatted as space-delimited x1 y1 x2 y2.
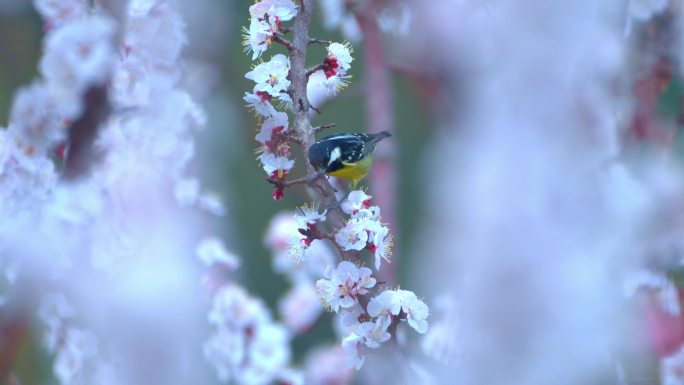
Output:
315 261 429 369
420 295 460 365
38 293 102 384
261 191 429 372
203 284 299 384
291 190 426 369
264 209 332 334
335 190 393 269
243 0 298 60
243 0 297 200
263 212 356 383
0 1 231 384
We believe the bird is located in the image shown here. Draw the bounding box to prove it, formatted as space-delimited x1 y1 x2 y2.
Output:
307 131 391 188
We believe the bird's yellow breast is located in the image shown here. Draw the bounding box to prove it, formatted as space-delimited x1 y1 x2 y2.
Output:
327 155 373 181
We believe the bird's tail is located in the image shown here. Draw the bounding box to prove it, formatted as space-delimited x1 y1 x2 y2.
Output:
369 130 391 144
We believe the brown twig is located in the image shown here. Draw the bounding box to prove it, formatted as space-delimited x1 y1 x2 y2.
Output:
266 170 325 188
309 38 332 45
287 133 303 145
313 123 335 134
306 63 325 78
273 32 295 51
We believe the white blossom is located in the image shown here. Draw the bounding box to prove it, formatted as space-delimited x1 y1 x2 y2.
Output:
208 285 270 329
305 346 354 385
33 0 87 27
323 72 350 94
368 224 392 270
367 290 401 324
295 204 327 229
203 329 246 382
125 3 187 68
377 2 412 35
40 16 117 118
315 261 375 312
318 0 362 42
341 190 372 215
421 295 459 364
9 81 63 153
397 290 429 334
341 320 391 370
341 327 365 370
279 282 324 333
335 218 369 251
39 292 76 351
327 42 353 73
243 18 273 60
196 237 240 270
287 233 311 263
247 323 292 378
265 211 300 252
245 54 291 97
259 152 295 179
277 237 335 282
255 111 289 146
422 320 459 365
128 0 155 17
244 89 278 117
624 269 681 316
198 192 226 216
249 0 299 22
54 327 98 385
173 178 200 206
204 283 295 384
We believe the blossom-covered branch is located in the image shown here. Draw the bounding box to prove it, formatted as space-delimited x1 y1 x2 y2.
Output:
237 0 430 377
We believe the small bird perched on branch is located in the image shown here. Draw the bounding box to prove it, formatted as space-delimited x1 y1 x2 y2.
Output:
307 131 391 188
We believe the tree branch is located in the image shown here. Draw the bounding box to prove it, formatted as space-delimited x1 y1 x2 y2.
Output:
306 63 325 78
273 32 295 51
313 123 335 134
61 85 110 181
266 170 325 188
62 1 128 181
308 38 332 45
0 315 27 383
356 5 397 284
290 0 357 259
